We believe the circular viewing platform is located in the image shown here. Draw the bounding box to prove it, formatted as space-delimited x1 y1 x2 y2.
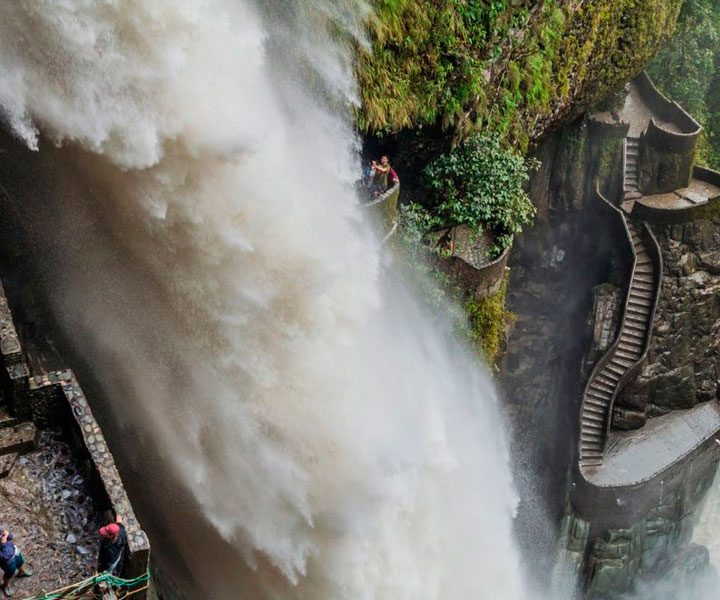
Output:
629 165 720 222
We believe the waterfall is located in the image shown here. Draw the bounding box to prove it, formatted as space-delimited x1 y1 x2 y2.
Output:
0 1 525 598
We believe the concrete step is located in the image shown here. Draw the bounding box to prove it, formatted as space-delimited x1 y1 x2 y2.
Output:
585 394 610 407
630 284 654 295
632 274 654 285
632 284 654 295
627 304 650 316
627 298 651 309
584 394 609 406
584 405 606 417
591 380 616 394
630 291 654 303
623 326 647 339
618 338 643 351
582 412 605 423
615 348 640 362
611 355 634 369
605 363 626 377
597 371 620 385
596 368 620 381
618 333 643 344
625 313 648 324
628 292 654 313
0 423 38 457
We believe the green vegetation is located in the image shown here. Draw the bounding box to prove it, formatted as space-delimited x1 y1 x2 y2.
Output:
424 133 535 255
648 0 720 167
358 0 683 148
466 274 512 364
395 193 513 366
366 0 684 366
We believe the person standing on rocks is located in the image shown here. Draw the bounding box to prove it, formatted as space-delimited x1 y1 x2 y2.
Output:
97 514 128 576
0 530 33 597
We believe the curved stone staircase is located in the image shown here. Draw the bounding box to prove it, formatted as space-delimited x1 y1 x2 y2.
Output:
623 136 641 199
579 194 662 469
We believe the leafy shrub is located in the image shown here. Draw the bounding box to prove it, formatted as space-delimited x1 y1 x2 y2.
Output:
423 132 536 255
648 0 720 168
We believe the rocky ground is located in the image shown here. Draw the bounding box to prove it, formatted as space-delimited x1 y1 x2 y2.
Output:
0 428 99 598
615 217 720 428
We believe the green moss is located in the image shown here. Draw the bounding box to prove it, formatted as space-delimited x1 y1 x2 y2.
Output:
465 274 512 365
357 0 683 148
395 207 512 366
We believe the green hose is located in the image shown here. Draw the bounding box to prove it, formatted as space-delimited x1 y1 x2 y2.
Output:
23 568 150 600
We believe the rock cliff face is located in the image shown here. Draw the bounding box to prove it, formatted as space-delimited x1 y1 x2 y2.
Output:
555 463 716 600
615 216 720 429
503 100 720 595
500 116 630 584
359 1 684 205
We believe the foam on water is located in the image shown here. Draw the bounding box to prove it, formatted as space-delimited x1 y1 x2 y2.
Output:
0 1 526 598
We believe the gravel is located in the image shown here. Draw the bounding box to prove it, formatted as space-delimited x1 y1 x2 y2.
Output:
0 428 100 597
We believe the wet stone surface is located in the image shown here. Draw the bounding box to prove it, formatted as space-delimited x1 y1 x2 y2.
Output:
0 428 98 597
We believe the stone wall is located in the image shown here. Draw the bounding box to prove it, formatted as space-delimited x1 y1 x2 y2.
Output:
28 372 150 580
632 166 720 225
563 441 718 599
614 215 720 428
0 281 150 591
0 286 30 420
501 117 632 586
433 225 512 300
364 181 399 236
635 73 701 195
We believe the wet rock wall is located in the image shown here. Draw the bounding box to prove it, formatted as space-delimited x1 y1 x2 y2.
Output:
615 216 720 429
502 116 630 585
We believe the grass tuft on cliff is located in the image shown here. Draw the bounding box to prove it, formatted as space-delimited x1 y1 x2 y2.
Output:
357 0 683 148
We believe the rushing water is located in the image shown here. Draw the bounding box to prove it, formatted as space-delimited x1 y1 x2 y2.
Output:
0 2 526 599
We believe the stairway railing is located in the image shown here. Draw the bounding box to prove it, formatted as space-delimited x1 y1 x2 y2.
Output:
578 185 662 472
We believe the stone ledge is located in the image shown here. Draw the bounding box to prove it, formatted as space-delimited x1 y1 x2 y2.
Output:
28 371 150 567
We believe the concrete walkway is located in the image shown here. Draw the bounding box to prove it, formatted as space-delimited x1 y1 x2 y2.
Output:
618 80 682 137
584 401 720 487
637 177 720 210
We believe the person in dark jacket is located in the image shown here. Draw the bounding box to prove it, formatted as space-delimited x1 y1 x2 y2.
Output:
97 515 128 576
0 530 33 597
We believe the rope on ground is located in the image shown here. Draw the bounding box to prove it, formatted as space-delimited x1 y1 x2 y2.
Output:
21 568 151 600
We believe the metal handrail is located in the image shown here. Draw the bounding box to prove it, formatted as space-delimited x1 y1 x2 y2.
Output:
578 185 662 473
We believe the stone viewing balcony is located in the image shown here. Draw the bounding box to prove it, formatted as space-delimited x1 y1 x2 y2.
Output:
429 224 511 300
0 281 150 598
630 165 720 223
363 181 399 241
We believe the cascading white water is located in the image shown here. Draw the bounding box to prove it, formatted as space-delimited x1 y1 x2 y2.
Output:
0 2 527 598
